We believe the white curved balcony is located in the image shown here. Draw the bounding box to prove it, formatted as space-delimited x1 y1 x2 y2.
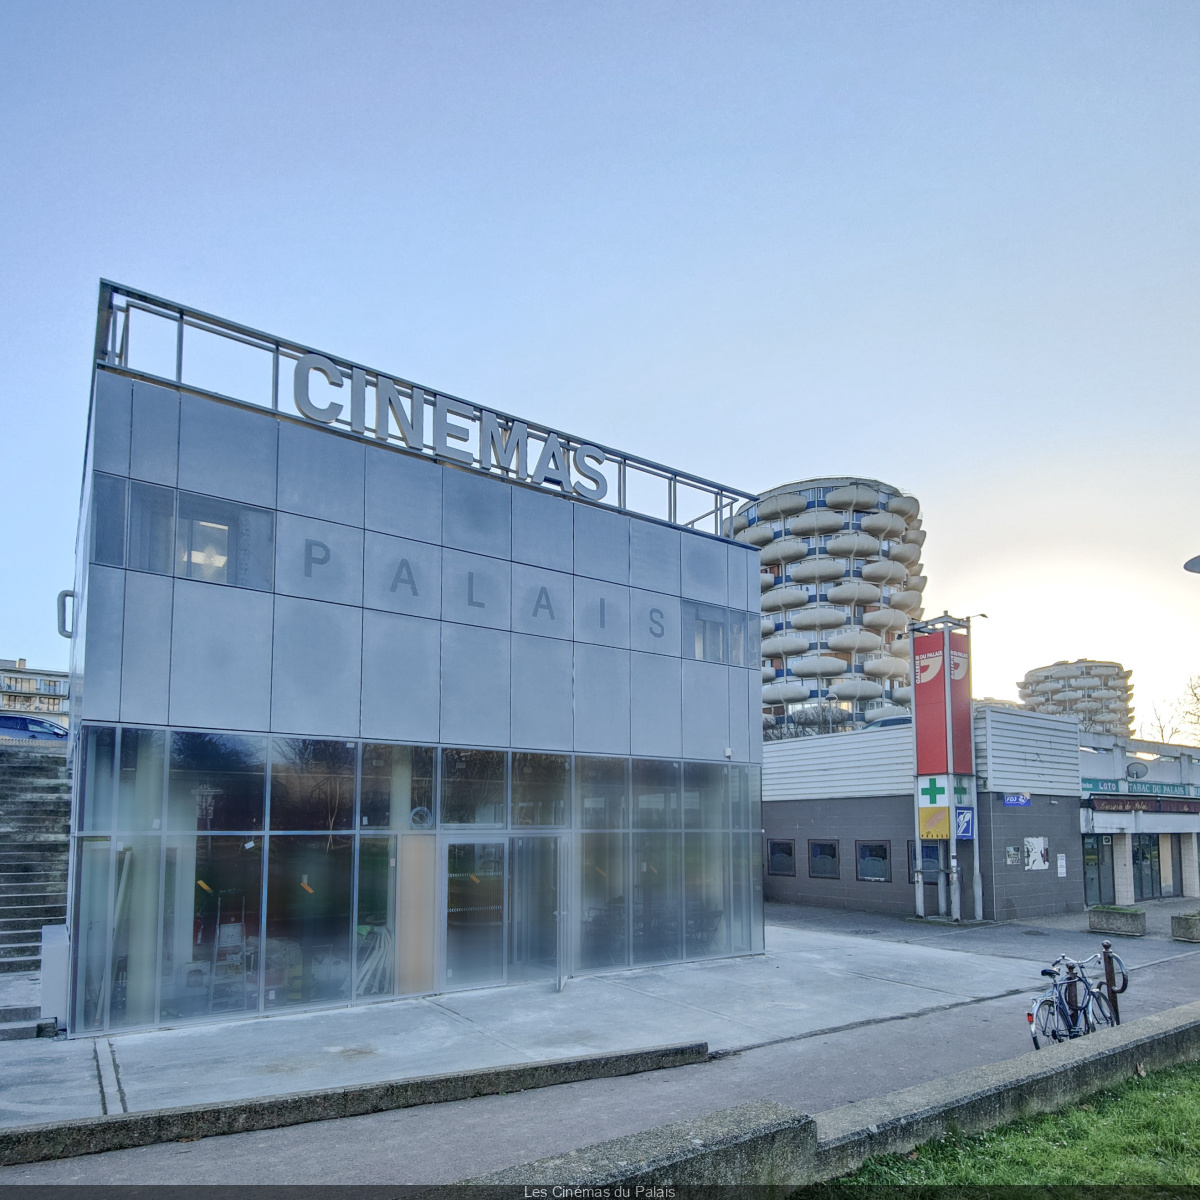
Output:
757 492 808 520
760 537 809 566
737 524 775 547
827 580 882 606
825 484 879 511
828 678 884 702
826 531 880 558
886 495 920 521
862 608 907 632
885 542 921 567
826 628 883 654
761 632 811 658
902 528 927 547
761 587 809 613
789 605 848 632
762 681 812 704
890 686 913 704
860 511 907 539
1055 689 1084 702
906 575 927 593
864 704 909 724
861 560 907 586
787 510 843 537
887 590 922 614
788 655 849 678
762 665 778 683
789 558 845 584
863 654 909 679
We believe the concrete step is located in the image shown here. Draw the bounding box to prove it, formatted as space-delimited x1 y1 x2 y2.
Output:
0 904 67 922
0 1004 40 1022
0 1019 52 1041
0 955 40 974
0 942 40 960
0 929 50 945
0 882 67 897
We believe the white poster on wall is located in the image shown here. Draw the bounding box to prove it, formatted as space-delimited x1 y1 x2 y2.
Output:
1057 853 1067 878
1024 836 1050 871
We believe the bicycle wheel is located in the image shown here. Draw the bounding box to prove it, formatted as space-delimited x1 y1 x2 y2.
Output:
1089 987 1115 1030
1032 997 1065 1048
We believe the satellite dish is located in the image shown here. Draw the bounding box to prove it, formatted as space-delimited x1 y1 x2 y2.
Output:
1125 762 1149 780
1186 555 1200 574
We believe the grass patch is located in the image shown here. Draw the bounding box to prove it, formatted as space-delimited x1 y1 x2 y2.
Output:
816 1061 1200 1186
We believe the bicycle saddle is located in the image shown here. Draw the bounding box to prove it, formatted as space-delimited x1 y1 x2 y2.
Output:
1040 968 1058 977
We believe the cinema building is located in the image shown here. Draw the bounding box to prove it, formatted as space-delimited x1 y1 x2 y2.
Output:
61 282 764 1035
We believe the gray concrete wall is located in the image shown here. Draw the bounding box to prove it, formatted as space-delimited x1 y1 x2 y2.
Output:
762 794 976 917
978 790 1085 920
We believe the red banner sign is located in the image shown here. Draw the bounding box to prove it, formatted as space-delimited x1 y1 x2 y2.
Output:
913 632 948 776
949 630 973 774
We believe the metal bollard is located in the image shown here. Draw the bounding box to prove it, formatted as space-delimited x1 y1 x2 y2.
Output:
1101 939 1122 1025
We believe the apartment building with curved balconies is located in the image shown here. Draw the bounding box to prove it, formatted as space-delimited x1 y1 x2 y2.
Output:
1019 659 1133 736
728 478 925 735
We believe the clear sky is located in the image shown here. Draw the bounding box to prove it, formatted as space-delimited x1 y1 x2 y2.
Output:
2 1 1197 727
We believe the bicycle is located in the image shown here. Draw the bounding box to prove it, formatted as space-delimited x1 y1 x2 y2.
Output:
1027 950 1127 1049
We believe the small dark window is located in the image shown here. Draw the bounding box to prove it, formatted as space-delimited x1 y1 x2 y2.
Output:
808 840 839 879
908 840 941 885
767 839 796 876
856 841 891 883
175 492 274 590
90 472 127 566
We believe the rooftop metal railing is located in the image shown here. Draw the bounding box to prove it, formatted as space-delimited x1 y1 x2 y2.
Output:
93 281 757 538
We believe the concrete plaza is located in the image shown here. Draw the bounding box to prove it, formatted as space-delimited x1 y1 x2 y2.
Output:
2 897 1198 1184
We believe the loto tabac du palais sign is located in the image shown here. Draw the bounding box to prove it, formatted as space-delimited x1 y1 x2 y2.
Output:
294 352 609 501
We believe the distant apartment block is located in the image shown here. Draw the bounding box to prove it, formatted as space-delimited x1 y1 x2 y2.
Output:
1 658 69 729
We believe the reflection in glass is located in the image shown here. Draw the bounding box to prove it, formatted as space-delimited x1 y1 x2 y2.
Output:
127 481 175 574
356 837 396 997
109 836 161 1028
446 842 505 986
682 602 727 663
728 610 749 667
511 754 569 827
579 832 628 969
80 726 116 831
360 744 435 830
729 766 750 830
750 836 765 952
117 728 165 830
265 836 353 1008
632 759 679 830
270 739 356 831
72 838 110 1031
509 836 559 982
575 757 627 830
632 832 681 964
90 473 126 566
729 834 754 954
749 767 762 831
175 491 274 590
159 837 262 1019
440 749 505 826
683 763 726 830
168 732 265 831
685 833 729 958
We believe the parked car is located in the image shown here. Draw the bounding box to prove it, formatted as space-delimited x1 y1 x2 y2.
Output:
0 714 68 740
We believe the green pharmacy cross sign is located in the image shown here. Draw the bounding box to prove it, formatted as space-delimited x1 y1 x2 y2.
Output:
918 775 975 807
921 777 947 805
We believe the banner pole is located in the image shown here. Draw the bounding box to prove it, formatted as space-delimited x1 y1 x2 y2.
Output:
944 624 961 922
909 618 924 918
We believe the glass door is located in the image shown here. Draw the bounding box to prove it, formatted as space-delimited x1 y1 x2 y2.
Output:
1083 835 1115 907
1133 833 1161 901
508 836 560 984
444 841 506 989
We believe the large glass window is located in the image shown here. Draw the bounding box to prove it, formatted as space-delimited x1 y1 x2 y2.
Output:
578 832 628 969
160 836 262 1020
807 841 837 879
683 763 726 829
175 491 274 590
269 739 356 831
168 732 266 831
355 836 396 997
575 757 628 830
511 754 570 828
440 749 506 827
728 610 750 667
108 835 162 1029
767 839 797 876
117 728 165 830
90 473 126 566
360 744 435 830
445 841 505 987
632 832 682 964
729 834 754 954
730 765 751 830
72 838 110 1031
79 726 116 831
685 833 729 958
633 759 680 830
682 602 727 663
265 836 353 1008
127 481 175 574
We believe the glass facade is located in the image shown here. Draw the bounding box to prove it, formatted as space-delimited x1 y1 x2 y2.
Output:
69 723 764 1033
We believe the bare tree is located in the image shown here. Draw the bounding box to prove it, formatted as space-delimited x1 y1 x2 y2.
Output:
1142 701 1182 744
1178 675 1200 741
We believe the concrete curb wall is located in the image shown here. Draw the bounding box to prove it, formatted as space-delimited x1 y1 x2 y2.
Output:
812 998 1200 1181
469 1100 816 1190
0 1041 707 1168
468 1000 1200 1188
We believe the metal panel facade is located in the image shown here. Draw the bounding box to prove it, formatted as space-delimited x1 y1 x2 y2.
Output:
762 725 914 801
976 706 1082 796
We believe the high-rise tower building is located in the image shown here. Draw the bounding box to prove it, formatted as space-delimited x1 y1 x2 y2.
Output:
729 477 925 735
1018 660 1134 736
